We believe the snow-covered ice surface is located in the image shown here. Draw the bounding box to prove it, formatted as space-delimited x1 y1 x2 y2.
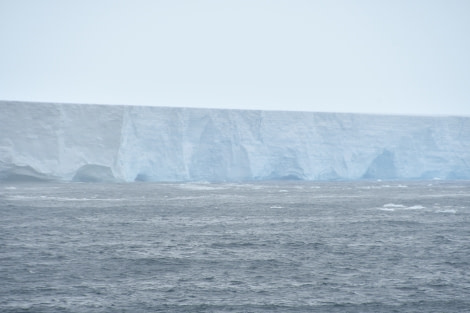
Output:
1 101 470 182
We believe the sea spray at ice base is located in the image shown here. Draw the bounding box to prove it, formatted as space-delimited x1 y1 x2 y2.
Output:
1 101 470 182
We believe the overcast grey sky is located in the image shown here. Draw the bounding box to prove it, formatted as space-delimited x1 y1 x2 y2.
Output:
1 0 469 115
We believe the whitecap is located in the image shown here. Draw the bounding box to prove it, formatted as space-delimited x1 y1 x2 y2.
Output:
177 184 227 191
378 208 395 211
8 195 124 201
7 195 32 200
360 186 382 189
436 209 457 214
405 205 425 210
383 203 406 208
379 203 425 211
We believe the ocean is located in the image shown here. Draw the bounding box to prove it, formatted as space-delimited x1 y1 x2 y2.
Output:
1 181 469 312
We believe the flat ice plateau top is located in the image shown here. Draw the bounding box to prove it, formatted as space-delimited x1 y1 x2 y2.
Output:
1 101 469 182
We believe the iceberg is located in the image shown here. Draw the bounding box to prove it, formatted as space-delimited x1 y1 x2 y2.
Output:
1 101 469 182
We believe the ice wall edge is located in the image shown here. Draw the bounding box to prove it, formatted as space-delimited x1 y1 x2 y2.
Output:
1 100 469 182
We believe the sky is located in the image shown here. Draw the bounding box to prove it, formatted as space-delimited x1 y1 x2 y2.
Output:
1 0 469 116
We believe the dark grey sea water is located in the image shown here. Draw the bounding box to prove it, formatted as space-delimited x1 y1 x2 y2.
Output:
1 181 469 312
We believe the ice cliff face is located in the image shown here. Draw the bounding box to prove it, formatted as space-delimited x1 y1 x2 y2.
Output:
1 101 469 182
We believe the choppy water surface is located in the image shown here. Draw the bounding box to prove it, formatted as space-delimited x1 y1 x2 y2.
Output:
1 181 470 312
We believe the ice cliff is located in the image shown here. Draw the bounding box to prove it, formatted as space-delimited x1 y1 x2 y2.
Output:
1 101 469 182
